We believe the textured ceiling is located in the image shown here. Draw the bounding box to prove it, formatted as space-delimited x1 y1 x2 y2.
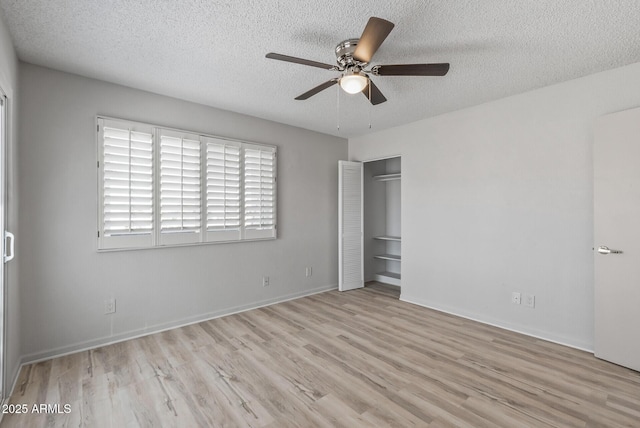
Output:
1 1 640 138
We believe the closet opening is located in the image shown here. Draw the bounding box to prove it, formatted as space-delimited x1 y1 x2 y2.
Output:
363 156 401 290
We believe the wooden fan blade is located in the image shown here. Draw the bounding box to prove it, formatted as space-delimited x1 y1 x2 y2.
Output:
295 79 339 100
353 17 395 64
362 79 387 105
374 63 450 76
266 53 336 70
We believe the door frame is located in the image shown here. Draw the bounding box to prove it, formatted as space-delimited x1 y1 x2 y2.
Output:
362 155 402 287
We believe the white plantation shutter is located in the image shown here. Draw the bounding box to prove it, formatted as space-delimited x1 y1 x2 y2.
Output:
159 129 202 245
97 117 277 250
98 118 154 250
244 145 276 239
205 138 241 242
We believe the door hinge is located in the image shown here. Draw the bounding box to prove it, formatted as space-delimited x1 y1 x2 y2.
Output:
97 231 100 238
97 161 99 168
97 124 99 132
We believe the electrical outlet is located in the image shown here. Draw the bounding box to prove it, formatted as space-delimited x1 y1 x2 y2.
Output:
262 276 270 287
104 298 116 314
525 294 535 308
305 267 312 277
511 292 521 305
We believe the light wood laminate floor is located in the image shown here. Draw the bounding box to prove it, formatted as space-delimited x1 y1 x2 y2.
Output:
2 283 639 427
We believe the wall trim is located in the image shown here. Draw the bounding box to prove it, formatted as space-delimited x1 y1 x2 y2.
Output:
19 283 337 366
400 293 594 353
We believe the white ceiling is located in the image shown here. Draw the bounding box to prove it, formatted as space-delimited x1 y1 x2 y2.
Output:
1 1 639 138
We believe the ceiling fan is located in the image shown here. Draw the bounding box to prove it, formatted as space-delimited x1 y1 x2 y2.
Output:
266 17 450 105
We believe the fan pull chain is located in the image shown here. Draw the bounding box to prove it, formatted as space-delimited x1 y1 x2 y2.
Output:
368 81 372 129
336 84 340 131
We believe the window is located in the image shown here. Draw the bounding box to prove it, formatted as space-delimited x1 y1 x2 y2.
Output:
97 117 277 250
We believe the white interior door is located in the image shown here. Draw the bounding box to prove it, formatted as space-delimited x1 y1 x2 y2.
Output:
338 161 364 291
0 95 7 399
594 107 640 372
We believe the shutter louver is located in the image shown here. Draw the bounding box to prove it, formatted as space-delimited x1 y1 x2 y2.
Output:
102 125 153 237
244 147 276 238
160 131 201 243
206 140 241 232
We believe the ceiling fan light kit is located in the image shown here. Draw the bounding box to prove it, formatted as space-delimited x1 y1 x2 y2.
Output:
340 70 368 94
266 17 450 105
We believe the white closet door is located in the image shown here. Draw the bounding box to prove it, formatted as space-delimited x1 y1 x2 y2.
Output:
338 161 364 291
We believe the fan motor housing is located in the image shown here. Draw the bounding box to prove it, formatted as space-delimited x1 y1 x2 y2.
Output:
335 38 367 68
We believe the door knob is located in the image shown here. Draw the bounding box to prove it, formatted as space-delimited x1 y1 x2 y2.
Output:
3 231 14 262
597 245 623 255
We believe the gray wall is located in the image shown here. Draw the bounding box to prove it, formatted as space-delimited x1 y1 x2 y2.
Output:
19 63 347 360
350 61 640 351
0 8 20 397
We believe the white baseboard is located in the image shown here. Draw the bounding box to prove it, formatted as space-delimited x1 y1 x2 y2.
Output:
19 284 337 367
400 293 593 353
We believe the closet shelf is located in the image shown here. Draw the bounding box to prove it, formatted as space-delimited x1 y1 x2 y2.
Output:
373 235 401 241
374 254 401 262
374 271 401 286
373 173 401 181
376 271 401 280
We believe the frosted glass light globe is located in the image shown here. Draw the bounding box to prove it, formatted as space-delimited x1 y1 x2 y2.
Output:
340 72 368 94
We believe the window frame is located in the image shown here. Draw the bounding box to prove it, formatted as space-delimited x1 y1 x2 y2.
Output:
97 116 277 251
